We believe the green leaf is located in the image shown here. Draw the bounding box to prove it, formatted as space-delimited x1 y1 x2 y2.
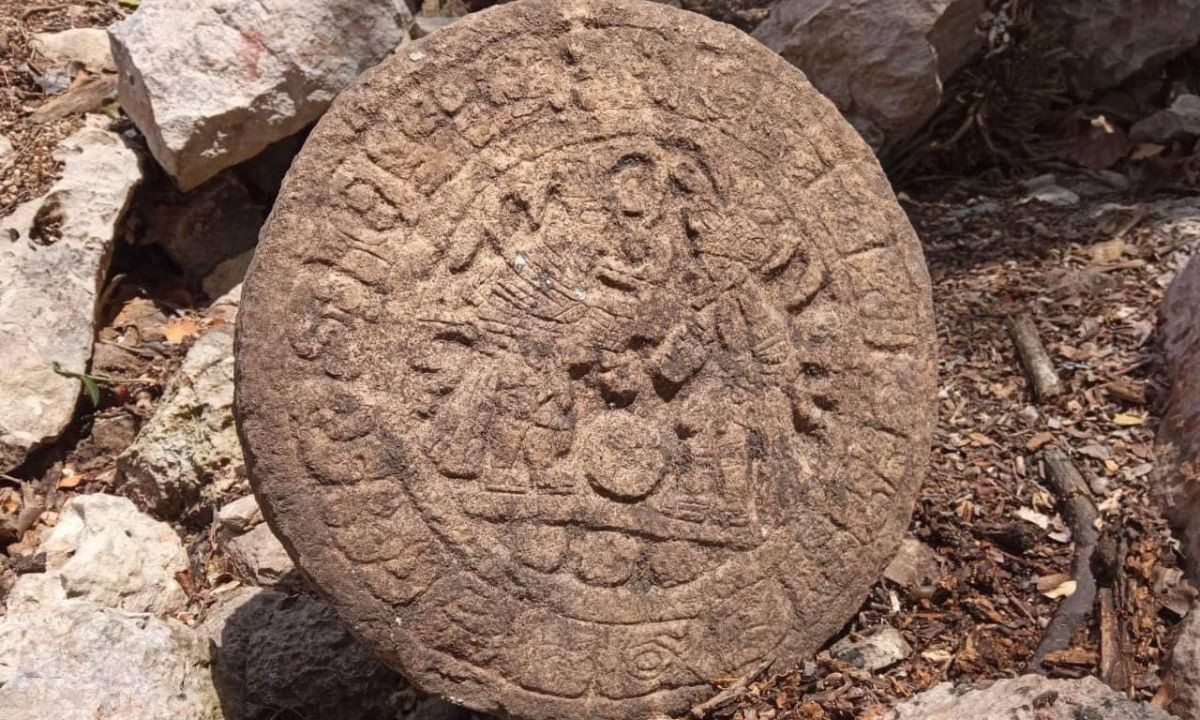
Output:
81 376 101 407
118 0 140 6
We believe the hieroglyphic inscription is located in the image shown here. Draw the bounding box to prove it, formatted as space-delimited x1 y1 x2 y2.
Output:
235 2 937 719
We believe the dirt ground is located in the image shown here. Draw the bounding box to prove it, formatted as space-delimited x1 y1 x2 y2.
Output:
0 1 1196 719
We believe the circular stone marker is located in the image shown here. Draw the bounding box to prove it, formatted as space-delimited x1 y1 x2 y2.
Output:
235 1 936 718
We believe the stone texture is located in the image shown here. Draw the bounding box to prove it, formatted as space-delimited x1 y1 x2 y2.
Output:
119 322 244 518
0 120 141 471
108 0 415 190
1132 95 1200 144
1042 0 1200 96
883 537 940 587
225 522 296 586
235 1 936 718
144 173 266 286
0 601 221 720
830 626 912 671
1170 604 1200 720
31 28 116 93
1156 247 1200 580
200 586 474 720
752 0 986 144
885 674 1177 719
7 493 188 614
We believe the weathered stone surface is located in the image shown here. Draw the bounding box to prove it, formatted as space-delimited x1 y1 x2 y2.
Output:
236 1 936 718
108 0 414 190
752 0 986 144
7 493 188 614
200 587 474 720
830 626 912 671
0 120 141 472
31 28 116 93
1157 247 1200 580
1042 0 1200 96
885 675 1177 719
0 601 221 720
119 322 244 518
1132 95 1200 144
883 537 940 587
225 522 296 586
1169 604 1200 720
144 173 266 286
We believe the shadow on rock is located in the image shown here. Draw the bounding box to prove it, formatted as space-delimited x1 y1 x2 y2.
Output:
204 584 477 720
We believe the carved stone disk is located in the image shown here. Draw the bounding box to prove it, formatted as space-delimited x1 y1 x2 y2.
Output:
234 1 937 718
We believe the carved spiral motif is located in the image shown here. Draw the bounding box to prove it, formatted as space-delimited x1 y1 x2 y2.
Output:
235 1 937 718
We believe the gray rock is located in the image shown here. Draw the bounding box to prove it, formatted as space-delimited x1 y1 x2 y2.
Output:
0 601 221 720
1170 605 1200 719
225 523 295 586
7 493 189 615
202 248 254 300
830 626 912 671
0 120 142 472
1132 94 1200 143
144 173 266 286
885 674 1177 719
753 0 986 144
1023 174 1081 207
0 133 13 166
883 537 940 587
1042 0 1200 96
31 28 116 93
217 493 263 538
200 587 474 720
119 324 244 518
109 0 414 190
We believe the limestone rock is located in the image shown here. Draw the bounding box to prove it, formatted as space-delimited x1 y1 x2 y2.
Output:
885 674 1177 719
0 601 221 720
830 626 912 671
31 28 116 93
7 493 188 615
225 523 295 586
217 493 263 537
0 134 13 166
1042 0 1200 96
235 1 936 717
883 537 940 587
752 0 986 144
143 173 266 287
1156 246 1200 579
203 248 255 299
200 586 473 720
0 121 141 472
108 0 415 190
119 324 244 518
1132 95 1200 144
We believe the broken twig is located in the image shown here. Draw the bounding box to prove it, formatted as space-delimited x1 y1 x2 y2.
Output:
1007 313 1064 401
1029 449 1099 672
690 658 773 718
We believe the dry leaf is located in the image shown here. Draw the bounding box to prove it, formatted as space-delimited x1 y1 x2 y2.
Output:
1089 237 1126 265
1042 578 1078 599
1113 412 1146 427
1016 506 1051 529
58 472 84 489
164 316 201 344
1026 432 1055 451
